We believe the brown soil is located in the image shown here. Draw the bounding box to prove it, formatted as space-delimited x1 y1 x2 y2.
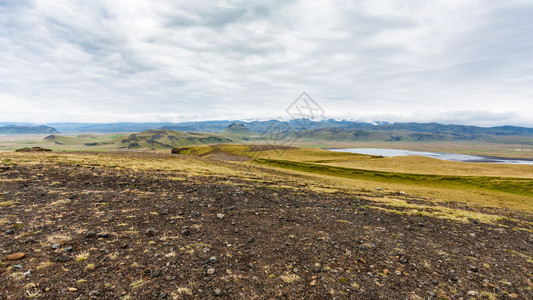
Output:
0 153 532 299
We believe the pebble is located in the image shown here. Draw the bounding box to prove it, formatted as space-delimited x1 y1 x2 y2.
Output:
5 229 14 235
214 288 222 296
6 252 26 260
248 237 256 243
65 246 73 253
359 245 367 251
67 287 78 292
207 268 215 275
55 255 72 262
399 191 406 195
310 280 317 286
13 264 23 270
145 227 157 236
89 290 100 297
469 265 478 272
216 213 225 220
399 258 408 264
86 231 96 238
51 243 61 250
24 270 31 277
467 290 478 297
417 222 425 227
209 256 217 263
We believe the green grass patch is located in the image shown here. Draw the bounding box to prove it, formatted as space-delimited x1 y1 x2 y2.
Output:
253 159 533 196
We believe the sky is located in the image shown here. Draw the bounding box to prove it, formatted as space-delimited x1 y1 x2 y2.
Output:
1 0 533 126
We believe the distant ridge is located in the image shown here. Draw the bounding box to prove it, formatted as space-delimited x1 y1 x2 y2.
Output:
0 125 59 134
224 122 251 134
15 119 533 137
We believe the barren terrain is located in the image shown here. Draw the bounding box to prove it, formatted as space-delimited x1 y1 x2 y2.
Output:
1 151 532 299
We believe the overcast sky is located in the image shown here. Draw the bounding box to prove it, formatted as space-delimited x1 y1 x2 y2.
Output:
1 0 533 126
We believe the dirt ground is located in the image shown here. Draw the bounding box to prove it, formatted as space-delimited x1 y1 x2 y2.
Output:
1 152 532 299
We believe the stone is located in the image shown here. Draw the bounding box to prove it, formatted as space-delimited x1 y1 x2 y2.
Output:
86 231 97 238
214 288 222 296
65 246 73 253
209 256 217 263
467 291 478 297
216 213 225 220
145 227 157 236
207 268 215 275
55 255 72 262
6 252 26 260
5 229 14 235
310 280 317 286
51 243 61 250
13 263 23 269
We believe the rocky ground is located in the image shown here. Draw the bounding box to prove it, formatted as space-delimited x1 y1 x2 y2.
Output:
0 153 532 299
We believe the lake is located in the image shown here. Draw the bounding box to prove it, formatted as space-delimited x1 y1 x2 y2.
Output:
330 148 533 165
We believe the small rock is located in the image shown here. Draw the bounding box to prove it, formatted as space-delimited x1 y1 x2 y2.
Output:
13 264 23 269
399 191 406 196
206 268 215 275
97 232 110 238
310 280 317 286
509 293 518 299
181 229 191 236
51 243 61 250
214 288 222 296
65 246 73 253
376 187 382 191
359 245 367 251
417 222 425 227
145 227 157 236
383 269 389 275
449 274 458 281
24 270 31 277
67 287 78 292
216 213 225 220
86 231 96 238
467 290 478 297
469 265 479 272
6 252 26 260
54 255 72 262
399 258 408 264
209 256 217 263
45 288 51 292
5 229 14 235
89 290 100 297
248 237 255 243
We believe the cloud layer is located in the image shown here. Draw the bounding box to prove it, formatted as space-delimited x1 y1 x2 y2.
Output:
1 0 532 126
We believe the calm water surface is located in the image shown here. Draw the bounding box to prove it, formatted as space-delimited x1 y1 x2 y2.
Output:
331 148 533 165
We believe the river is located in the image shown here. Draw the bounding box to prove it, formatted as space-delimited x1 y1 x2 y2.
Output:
330 148 533 165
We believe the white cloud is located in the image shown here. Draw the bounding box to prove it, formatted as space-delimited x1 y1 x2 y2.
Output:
0 0 532 126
